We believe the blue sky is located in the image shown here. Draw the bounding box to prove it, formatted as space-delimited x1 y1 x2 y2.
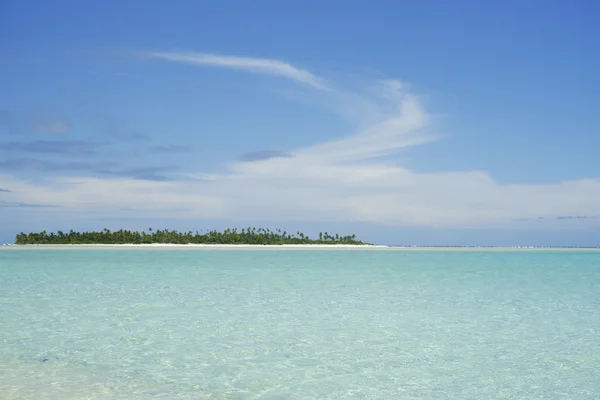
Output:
1 0 599 246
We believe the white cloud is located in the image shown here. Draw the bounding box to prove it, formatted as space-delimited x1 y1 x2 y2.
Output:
4 164 600 229
146 51 329 91
0 175 229 219
4 53 600 230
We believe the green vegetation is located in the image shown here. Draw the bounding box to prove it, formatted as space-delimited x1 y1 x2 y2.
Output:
15 228 368 245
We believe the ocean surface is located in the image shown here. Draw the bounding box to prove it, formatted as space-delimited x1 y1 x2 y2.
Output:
1 247 599 399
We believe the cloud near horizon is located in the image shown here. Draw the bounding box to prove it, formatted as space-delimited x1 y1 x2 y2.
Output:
3 51 600 229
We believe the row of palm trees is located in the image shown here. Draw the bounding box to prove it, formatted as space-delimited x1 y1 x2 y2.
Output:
15 227 366 245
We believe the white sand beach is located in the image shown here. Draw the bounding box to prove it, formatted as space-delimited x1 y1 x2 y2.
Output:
5 244 598 251
5 243 390 250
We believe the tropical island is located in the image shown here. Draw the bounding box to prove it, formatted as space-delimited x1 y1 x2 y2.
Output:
14 228 369 245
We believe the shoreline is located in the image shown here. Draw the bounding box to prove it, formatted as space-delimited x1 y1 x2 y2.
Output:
3 243 388 250
2 244 599 251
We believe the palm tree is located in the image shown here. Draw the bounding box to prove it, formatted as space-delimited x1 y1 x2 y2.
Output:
14 227 366 245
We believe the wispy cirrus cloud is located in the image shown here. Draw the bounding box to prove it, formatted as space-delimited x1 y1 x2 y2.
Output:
237 150 292 162
146 51 330 91
94 166 174 182
295 90 432 164
0 201 60 208
0 158 172 181
2 140 101 155
0 158 116 173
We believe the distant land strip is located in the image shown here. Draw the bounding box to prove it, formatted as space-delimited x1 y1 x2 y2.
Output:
14 228 368 245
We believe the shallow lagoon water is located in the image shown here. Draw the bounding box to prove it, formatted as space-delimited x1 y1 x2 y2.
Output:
1 248 599 399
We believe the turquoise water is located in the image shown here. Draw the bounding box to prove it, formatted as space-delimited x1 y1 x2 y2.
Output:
1 248 599 399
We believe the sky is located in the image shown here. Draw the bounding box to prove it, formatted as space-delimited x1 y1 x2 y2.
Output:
1 0 599 246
